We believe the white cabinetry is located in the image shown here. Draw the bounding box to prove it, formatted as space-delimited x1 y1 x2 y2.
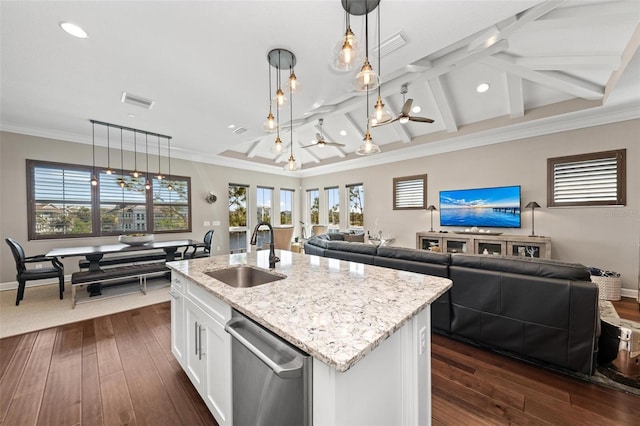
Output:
170 272 232 426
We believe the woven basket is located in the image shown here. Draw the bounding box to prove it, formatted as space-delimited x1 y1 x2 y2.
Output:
592 275 622 301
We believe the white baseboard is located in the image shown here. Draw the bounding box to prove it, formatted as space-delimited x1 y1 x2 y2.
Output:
0 275 71 292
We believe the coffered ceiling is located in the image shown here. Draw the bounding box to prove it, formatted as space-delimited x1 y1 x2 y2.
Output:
1 1 639 177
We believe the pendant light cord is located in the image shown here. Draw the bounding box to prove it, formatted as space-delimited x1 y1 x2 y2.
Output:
377 4 382 98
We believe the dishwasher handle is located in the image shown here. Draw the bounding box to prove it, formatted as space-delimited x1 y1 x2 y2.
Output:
225 317 304 379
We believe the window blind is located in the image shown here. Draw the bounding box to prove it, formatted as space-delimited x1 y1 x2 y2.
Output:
393 175 426 210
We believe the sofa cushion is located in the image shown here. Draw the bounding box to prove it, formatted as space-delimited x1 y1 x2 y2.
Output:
343 233 365 242
376 246 450 265
450 254 591 281
327 240 377 255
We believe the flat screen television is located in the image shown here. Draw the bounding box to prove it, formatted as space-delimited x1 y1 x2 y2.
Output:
439 185 521 228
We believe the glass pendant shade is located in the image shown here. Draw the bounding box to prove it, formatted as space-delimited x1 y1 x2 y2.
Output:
283 154 299 171
274 88 289 109
356 131 381 155
263 111 277 133
287 70 302 94
354 59 379 92
271 136 284 153
333 26 362 71
370 96 392 125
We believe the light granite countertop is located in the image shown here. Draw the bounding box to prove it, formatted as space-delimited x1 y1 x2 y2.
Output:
167 249 452 372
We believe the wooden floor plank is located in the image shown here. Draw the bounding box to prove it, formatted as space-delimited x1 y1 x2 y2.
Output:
145 339 217 426
82 352 104 426
431 392 500 426
2 328 56 425
118 343 182 425
0 347 30 424
93 316 122 378
100 370 137 426
0 334 21 379
81 318 97 356
524 391 623 426
37 323 83 426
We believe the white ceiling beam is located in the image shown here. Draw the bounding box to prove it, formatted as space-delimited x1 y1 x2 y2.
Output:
427 77 458 132
298 139 321 164
343 112 364 140
506 74 524 118
491 0 566 41
246 139 263 158
603 24 640 104
520 1 640 30
481 53 604 100
515 55 621 70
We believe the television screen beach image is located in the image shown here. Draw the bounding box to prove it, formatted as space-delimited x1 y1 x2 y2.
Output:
439 186 521 228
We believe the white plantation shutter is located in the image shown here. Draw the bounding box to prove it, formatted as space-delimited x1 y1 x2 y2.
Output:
393 175 427 210
548 150 626 207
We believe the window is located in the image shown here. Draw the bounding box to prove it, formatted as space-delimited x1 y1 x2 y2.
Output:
547 149 626 207
326 186 339 230
228 183 248 253
393 174 427 210
280 189 294 225
27 160 191 240
256 186 273 223
307 189 319 225
347 183 364 229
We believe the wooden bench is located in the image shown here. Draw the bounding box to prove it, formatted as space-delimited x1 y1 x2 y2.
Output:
70 262 169 308
77 251 182 269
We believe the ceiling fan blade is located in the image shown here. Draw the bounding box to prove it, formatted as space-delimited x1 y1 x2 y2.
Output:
401 98 413 116
372 115 401 127
324 142 346 147
409 116 434 123
300 143 318 149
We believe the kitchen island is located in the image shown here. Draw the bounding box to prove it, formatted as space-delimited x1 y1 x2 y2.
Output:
168 249 451 426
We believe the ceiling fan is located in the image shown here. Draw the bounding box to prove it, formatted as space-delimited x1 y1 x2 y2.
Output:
373 83 434 127
301 118 346 149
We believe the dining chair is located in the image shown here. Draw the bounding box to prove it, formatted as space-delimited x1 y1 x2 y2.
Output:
185 230 214 258
5 238 65 306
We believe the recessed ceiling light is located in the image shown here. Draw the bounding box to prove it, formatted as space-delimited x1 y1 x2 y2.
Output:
340 130 347 136
128 114 135 118
227 124 235 129
59 22 88 39
412 105 422 113
476 82 490 93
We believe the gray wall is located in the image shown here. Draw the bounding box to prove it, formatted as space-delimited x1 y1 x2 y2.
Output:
0 131 301 284
2 119 639 296
301 119 639 294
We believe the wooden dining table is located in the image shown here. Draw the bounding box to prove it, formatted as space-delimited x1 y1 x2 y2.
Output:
47 239 202 271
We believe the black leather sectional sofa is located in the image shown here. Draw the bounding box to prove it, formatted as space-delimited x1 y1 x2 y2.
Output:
304 234 601 375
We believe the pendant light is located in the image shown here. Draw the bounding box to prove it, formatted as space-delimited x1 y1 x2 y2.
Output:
156 135 164 180
356 86 381 155
132 131 140 178
354 1 380 92
284 76 299 171
268 48 298 154
333 1 362 71
287 65 302 94
166 137 173 191
144 134 151 190
263 62 277 133
272 100 284 153
273 50 289 109
105 125 115 174
118 128 126 188
371 4 391 125
90 122 98 186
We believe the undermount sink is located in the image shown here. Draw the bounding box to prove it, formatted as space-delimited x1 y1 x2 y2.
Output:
205 266 286 288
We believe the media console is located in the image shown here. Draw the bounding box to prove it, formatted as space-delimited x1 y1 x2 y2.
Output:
416 231 552 259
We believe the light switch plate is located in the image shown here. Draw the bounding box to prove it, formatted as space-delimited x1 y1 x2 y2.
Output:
203 221 211 226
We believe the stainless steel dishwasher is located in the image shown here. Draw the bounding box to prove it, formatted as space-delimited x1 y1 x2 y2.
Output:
225 310 312 426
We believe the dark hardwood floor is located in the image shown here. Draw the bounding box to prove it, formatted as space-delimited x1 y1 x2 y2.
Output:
0 298 638 425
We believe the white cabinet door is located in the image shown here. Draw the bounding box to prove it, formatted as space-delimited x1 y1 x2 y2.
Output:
202 315 232 426
169 284 185 367
184 298 208 392
183 295 232 426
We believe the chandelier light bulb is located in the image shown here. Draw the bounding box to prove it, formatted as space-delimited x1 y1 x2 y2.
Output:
276 88 285 107
287 70 301 94
274 136 283 152
105 167 114 175
119 179 125 188
354 60 379 92
91 175 98 186
263 111 277 132
132 170 140 178
334 26 361 71
156 173 163 180
145 180 151 190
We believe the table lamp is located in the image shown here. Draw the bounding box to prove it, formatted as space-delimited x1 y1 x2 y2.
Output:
427 205 437 232
525 201 540 236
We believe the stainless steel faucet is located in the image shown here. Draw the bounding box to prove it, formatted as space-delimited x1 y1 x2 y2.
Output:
250 221 280 269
